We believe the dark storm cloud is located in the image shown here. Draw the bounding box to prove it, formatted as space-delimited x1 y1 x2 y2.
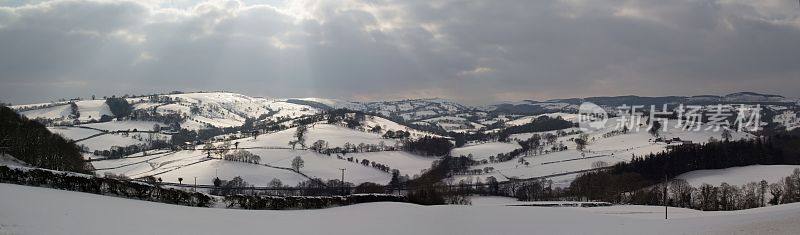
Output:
0 0 798 104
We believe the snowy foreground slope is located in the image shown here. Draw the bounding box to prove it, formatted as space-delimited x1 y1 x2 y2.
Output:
3 184 800 235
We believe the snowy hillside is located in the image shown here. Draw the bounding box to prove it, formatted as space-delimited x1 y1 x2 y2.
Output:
237 123 396 149
448 116 755 186
9 91 796 189
291 97 475 122
677 165 800 187
12 92 323 129
19 104 72 120
451 142 520 160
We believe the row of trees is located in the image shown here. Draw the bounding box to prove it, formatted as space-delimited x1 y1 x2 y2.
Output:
610 136 799 182
517 132 563 156
498 116 576 142
406 136 454 157
382 130 411 139
222 150 261 164
309 139 398 155
223 194 406 210
105 96 133 118
570 168 800 211
89 141 169 159
565 133 800 211
326 109 366 129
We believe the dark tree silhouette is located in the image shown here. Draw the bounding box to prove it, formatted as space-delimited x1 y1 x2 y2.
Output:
0 106 89 173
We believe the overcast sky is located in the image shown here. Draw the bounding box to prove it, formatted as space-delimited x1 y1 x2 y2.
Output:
1 0 799 105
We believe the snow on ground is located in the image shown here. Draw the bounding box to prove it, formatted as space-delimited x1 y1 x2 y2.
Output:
47 126 101 141
423 116 468 122
418 115 485 132
505 115 537 126
77 133 149 151
9 101 69 110
362 116 440 138
19 104 71 120
247 149 392 184
588 131 669 156
80 120 164 132
452 117 756 185
92 151 209 178
156 103 191 115
132 102 160 110
5 183 800 235
0 154 29 167
240 124 397 149
451 142 520 160
179 119 210 131
347 151 437 177
468 196 521 205
155 159 308 186
75 100 112 122
191 115 243 128
94 148 395 186
85 120 432 186
677 165 800 187
454 149 629 183
266 99 319 120
509 127 580 140
138 92 323 130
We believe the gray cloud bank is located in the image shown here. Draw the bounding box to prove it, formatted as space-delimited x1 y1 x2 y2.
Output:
1 0 799 104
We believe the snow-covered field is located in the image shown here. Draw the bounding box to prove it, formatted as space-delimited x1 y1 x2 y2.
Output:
85 118 434 186
76 134 148 151
239 124 397 148
347 151 436 177
246 149 392 184
48 126 169 154
48 126 102 140
451 142 520 160
450 117 755 185
75 100 112 122
19 104 71 120
677 165 800 187
81 120 164 132
12 92 777 190
15 92 327 129
93 148 400 186
362 116 440 138
4 184 800 235
82 111 760 188
154 159 308 186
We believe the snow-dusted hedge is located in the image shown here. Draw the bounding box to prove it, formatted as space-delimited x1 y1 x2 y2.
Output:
223 194 407 210
0 166 213 207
